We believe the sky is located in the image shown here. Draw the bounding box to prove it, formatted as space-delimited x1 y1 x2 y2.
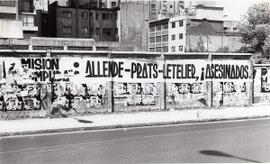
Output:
49 0 269 21
216 0 269 21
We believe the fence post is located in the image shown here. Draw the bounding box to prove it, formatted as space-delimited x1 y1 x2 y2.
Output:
107 52 114 113
250 58 255 105
160 53 166 110
206 53 213 107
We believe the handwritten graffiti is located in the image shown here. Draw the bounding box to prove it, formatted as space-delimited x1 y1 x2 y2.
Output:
21 58 60 82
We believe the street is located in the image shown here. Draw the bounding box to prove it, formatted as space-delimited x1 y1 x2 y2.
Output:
1 118 270 163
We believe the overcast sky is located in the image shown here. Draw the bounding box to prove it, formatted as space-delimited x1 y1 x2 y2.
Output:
49 0 268 21
210 0 268 21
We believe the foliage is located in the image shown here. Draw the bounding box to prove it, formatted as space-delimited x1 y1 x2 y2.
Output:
239 2 270 56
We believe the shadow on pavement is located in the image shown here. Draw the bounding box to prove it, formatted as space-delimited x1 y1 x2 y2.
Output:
74 118 93 124
199 150 261 163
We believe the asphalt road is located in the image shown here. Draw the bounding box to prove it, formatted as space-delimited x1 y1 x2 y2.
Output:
1 118 270 164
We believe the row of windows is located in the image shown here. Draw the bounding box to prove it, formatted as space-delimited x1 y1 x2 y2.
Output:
149 46 168 52
150 33 183 43
150 35 168 43
62 26 117 36
171 33 183 41
62 11 116 20
150 24 168 32
224 27 238 31
149 45 184 52
171 20 184 28
0 0 15 7
171 45 184 52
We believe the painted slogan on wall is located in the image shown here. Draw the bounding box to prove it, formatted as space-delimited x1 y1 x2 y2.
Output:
0 57 251 112
0 57 251 83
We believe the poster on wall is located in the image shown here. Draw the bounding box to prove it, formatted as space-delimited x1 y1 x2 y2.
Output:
0 56 252 111
261 68 270 93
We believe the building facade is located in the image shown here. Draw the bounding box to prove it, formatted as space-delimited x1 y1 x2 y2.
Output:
148 3 243 53
0 0 39 39
43 1 118 41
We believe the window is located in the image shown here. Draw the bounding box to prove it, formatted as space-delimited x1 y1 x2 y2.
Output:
162 35 168 41
179 33 183 39
179 20 183 27
63 11 72 18
156 47 162 52
162 46 168 52
171 22 175 28
109 14 113 19
149 48 155 52
96 13 99 20
151 4 156 9
233 27 237 31
171 34 175 41
150 26 155 32
162 24 168 30
224 27 229 30
171 46 175 52
150 37 155 43
22 15 34 26
156 36 161 42
82 27 88 36
96 28 100 35
82 12 88 18
111 1 116 7
103 28 111 35
63 26 72 34
20 1 33 12
179 45 183 52
103 13 107 20
0 0 16 7
156 25 161 31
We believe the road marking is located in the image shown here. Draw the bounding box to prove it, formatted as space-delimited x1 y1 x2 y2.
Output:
0 123 269 155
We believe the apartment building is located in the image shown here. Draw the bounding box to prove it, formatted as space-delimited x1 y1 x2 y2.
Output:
149 16 186 53
0 0 22 38
148 4 242 53
41 1 118 41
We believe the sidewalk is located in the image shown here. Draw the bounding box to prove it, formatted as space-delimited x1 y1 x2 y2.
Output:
1 104 270 137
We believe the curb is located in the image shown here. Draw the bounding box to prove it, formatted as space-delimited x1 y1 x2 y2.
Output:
1 115 269 137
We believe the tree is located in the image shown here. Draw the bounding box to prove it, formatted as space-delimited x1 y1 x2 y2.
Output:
239 2 270 56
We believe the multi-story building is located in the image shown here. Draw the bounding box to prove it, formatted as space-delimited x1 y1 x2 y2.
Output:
40 1 118 41
149 0 185 20
0 0 23 38
0 0 39 39
19 0 38 38
149 4 242 53
68 0 120 9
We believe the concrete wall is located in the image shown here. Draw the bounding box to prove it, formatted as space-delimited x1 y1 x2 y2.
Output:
0 51 252 120
254 65 270 104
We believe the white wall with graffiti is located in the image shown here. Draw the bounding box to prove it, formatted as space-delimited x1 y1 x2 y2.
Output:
254 65 270 104
0 53 253 119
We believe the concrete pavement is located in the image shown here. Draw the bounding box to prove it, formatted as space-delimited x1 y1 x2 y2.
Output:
1 104 270 137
